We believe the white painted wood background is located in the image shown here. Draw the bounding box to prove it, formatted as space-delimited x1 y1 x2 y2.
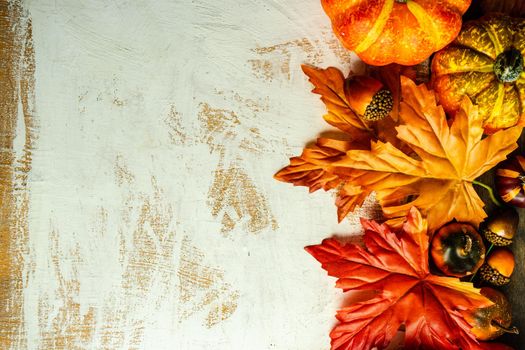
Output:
13 0 381 348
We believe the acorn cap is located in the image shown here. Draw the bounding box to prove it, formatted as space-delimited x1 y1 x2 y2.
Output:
480 248 515 286
483 207 519 246
479 264 511 286
344 76 393 121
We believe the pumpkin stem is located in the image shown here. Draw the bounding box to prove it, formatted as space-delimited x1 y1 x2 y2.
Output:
491 320 520 335
395 0 408 3
472 180 502 207
494 47 524 83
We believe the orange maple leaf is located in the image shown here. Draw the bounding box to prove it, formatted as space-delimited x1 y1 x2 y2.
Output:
300 64 403 148
275 67 522 231
275 65 402 220
306 208 493 350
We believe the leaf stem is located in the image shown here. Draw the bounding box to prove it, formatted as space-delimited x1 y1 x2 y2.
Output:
486 243 495 257
472 180 502 207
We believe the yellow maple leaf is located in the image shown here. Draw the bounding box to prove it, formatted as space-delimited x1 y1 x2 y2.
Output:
332 76 521 231
276 66 522 231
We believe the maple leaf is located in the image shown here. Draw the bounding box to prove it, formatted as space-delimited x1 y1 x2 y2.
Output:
276 66 522 230
332 77 521 231
275 65 403 219
300 64 403 148
274 138 352 193
274 137 370 219
306 208 493 350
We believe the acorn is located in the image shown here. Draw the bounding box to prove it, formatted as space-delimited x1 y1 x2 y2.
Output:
466 287 519 341
431 223 486 277
479 248 515 286
482 207 519 247
344 76 393 121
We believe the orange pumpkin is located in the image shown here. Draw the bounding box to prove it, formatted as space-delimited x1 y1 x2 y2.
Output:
321 0 471 66
432 15 525 133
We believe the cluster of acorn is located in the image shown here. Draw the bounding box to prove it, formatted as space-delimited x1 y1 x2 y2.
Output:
430 207 520 341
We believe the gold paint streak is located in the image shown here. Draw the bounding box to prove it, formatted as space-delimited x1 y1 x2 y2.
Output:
252 38 322 62
220 213 236 236
248 59 274 82
326 37 353 65
164 104 188 145
114 154 135 186
177 236 239 327
204 290 239 328
98 174 176 349
239 127 265 154
198 99 270 155
198 102 240 153
39 155 178 349
0 1 37 348
208 155 278 235
250 38 323 81
38 230 96 349
232 93 269 113
115 177 174 347
250 34 358 81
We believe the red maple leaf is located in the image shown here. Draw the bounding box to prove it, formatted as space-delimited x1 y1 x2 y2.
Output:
306 208 497 350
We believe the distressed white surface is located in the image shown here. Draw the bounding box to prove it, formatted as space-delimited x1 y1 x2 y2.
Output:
23 1 373 349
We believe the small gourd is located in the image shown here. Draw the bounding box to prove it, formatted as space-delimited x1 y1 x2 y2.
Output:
431 223 485 277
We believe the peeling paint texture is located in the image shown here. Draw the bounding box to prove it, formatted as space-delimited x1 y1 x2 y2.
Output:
3 0 375 349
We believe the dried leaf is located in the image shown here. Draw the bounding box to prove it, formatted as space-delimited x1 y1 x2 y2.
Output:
276 66 405 217
333 77 521 231
335 183 370 222
301 65 370 143
306 208 493 350
274 138 351 193
301 65 403 148
276 66 522 230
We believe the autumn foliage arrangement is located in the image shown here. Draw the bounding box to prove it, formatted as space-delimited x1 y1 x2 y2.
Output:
275 1 525 349
276 66 521 231
306 208 493 349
